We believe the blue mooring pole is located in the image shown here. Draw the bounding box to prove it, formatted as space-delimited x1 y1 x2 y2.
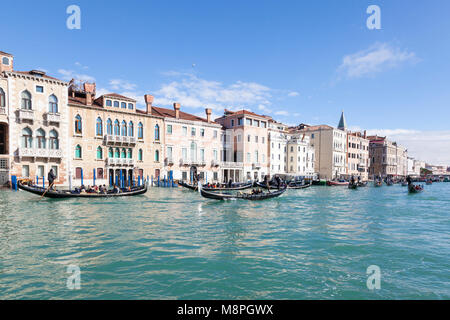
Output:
81 168 84 186
93 169 96 186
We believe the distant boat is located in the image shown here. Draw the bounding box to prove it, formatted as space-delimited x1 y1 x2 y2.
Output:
408 184 424 194
374 181 383 187
348 183 358 190
327 181 349 186
200 186 287 201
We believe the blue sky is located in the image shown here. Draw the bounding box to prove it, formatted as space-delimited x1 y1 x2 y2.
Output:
1 1 450 164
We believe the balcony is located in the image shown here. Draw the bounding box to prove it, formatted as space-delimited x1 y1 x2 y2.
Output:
105 135 137 145
45 112 61 123
252 162 261 169
220 161 244 169
18 148 63 159
107 158 134 166
18 109 34 121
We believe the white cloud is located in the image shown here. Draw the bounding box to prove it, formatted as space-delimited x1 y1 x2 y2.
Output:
58 69 95 82
154 73 272 111
338 43 417 78
75 62 89 70
274 110 289 116
109 79 137 91
288 91 299 97
357 127 450 166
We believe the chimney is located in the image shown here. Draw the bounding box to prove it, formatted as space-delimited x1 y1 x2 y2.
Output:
83 82 96 106
173 103 180 119
205 108 212 123
0 51 13 73
144 94 154 114
364 130 367 139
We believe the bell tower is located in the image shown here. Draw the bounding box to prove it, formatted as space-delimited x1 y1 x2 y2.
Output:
0 51 13 73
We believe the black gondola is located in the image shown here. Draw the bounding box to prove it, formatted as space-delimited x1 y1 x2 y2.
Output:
179 181 253 191
18 181 147 199
256 182 286 190
200 186 287 201
287 182 311 189
348 183 358 190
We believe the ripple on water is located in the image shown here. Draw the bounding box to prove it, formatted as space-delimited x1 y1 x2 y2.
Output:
0 184 449 299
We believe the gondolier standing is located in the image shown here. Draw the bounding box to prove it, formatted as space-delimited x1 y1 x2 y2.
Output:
48 169 56 190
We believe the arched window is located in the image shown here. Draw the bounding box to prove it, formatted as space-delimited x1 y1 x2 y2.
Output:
97 146 103 159
106 119 112 135
121 148 126 158
121 102 126 109
138 149 143 161
36 129 46 149
121 121 127 136
2 57 9 65
108 147 113 158
155 124 160 141
114 120 120 136
75 145 82 158
138 122 143 139
48 95 58 113
75 115 82 134
128 121 134 137
96 117 103 136
115 148 120 158
21 90 32 110
0 88 5 108
21 127 33 148
155 150 160 162
49 130 59 150
127 148 132 159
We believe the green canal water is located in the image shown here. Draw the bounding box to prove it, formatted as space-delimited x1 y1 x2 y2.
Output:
0 184 449 299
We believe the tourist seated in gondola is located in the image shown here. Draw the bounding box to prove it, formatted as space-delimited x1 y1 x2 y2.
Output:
113 184 120 193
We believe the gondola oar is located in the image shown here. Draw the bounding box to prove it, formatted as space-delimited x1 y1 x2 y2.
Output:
40 182 55 200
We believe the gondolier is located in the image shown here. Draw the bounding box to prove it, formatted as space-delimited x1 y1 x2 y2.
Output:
47 169 56 190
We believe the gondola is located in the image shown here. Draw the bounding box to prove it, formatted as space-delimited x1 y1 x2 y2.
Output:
348 183 358 190
256 182 286 190
408 184 424 193
357 181 368 187
178 181 253 191
287 182 311 190
18 181 147 199
200 186 287 201
374 181 383 187
386 181 394 186
178 180 199 191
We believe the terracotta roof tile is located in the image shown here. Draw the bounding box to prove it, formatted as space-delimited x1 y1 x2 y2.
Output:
102 93 136 102
13 70 63 81
151 106 216 124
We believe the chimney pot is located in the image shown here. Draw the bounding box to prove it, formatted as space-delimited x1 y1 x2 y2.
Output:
144 94 154 114
205 108 212 123
173 103 181 119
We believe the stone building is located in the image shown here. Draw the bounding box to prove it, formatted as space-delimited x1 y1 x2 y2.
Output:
346 131 370 181
0 51 69 186
286 133 315 178
368 136 407 178
268 120 288 176
67 83 164 187
291 124 347 180
215 109 271 182
151 102 222 183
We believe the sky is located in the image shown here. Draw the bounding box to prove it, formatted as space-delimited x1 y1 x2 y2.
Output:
1 0 449 165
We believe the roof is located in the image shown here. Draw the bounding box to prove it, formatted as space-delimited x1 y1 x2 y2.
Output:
12 70 63 82
219 109 272 120
151 106 216 124
293 124 335 132
0 51 13 57
68 96 102 107
102 93 136 102
337 111 347 130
